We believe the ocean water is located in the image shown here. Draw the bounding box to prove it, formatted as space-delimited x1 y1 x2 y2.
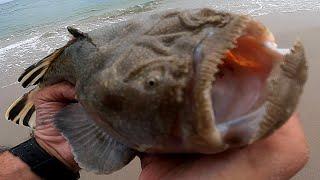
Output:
0 0 319 88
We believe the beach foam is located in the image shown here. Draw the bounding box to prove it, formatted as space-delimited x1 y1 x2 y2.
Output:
0 0 14 5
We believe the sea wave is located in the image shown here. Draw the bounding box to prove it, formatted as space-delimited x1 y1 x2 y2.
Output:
0 36 40 56
0 0 14 5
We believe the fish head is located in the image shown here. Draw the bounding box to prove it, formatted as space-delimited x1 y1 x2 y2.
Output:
78 9 307 153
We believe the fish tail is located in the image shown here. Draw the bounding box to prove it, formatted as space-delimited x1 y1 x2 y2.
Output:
7 29 77 128
5 87 39 128
18 47 65 88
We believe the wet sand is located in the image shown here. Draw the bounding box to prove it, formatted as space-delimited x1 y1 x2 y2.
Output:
0 11 319 180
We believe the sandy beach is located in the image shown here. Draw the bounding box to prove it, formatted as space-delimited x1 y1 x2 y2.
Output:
0 10 319 180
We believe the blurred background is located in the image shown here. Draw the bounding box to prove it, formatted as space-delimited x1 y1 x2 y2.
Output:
0 0 319 179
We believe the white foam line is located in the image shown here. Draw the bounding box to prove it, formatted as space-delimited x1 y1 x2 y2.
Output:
0 36 40 55
0 0 14 5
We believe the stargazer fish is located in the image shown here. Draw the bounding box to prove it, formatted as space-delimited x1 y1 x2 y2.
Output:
5 8 308 174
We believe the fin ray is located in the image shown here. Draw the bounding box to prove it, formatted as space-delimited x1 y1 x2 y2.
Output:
18 47 64 88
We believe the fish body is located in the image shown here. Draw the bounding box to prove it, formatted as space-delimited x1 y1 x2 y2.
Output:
5 8 307 174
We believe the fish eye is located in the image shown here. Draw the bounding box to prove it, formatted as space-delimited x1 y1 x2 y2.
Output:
146 78 158 88
145 76 160 89
148 80 156 86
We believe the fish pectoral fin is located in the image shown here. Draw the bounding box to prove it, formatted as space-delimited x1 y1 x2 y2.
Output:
5 87 38 128
54 103 136 174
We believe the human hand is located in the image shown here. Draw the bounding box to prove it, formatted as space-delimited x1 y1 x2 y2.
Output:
139 114 309 180
31 82 79 172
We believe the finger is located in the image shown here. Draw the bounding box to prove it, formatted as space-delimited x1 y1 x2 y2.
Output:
139 153 193 170
244 114 309 179
33 82 76 105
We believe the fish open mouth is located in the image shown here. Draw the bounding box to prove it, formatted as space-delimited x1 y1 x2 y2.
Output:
191 18 307 151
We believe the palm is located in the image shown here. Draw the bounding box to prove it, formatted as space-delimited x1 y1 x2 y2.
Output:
35 101 71 160
32 82 78 170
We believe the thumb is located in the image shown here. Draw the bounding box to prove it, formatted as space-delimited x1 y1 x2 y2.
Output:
33 82 76 106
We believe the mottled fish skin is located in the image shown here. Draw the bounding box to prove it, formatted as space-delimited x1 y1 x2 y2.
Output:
41 9 243 153
7 8 307 160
